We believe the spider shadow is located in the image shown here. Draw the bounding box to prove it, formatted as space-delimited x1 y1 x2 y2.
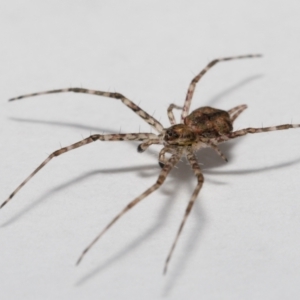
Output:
73 141 300 290
0 127 232 229
8 73 263 132
8 117 114 134
8 73 297 290
161 146 300 295
73 156 207 287
0 164 158 228
4 120 300 290
205 74 263 108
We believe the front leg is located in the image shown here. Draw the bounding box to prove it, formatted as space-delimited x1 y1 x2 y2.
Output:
9 88 164 133
1 133 157 209
158 147 173 168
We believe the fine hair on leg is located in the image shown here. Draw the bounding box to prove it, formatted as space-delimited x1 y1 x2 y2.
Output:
0 133 158 209
163 151 204 274
9 88 164 133
181 54 262 122
76 151 183 265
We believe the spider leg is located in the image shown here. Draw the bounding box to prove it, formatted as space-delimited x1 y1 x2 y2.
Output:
9 88 164 133
137 139 162 153
207 142 228 162
158 147 173 168
163 151 204 274
216 124 300 143
76 152 182 265
181 54 262 122
167 104 183 125
1 133 157 209
228 104 248 123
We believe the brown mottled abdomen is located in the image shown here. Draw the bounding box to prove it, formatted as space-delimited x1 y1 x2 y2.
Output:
184 106 233 137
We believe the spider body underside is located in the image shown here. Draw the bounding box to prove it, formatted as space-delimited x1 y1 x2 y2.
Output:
3 54 300 274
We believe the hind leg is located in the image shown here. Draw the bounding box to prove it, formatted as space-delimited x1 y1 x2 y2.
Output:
228 104 248 123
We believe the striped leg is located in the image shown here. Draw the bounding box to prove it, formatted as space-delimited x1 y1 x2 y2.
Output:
76 152 183 265
228 104 248 123
207 142 228 162
158 147 173 168
181 54 262 122
216 124 300 143
163 151 204 274
167 104 183 125
1 133 157 209
137 139 162 153
9 88 164 133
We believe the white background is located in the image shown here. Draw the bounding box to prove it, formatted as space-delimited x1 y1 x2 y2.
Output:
1 1 300 299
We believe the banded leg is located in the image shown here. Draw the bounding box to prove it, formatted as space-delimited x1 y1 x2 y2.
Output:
137 139 162 153
9 88 164 133
163 151 204 274
181 54 262 122
228 104 248 123
216 124 300 143
1 133 157 209
167 104 183 125
158 147 172 168
76 152 183 265
207 142 228 162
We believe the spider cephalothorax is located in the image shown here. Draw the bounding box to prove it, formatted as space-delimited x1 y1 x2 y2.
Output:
3 54 300 274
164 124 197 145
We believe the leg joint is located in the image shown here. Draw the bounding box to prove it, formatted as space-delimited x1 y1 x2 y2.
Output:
113 92 124 99
91 134 100 141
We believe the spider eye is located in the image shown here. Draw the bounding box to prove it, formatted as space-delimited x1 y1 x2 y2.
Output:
166 130 178 139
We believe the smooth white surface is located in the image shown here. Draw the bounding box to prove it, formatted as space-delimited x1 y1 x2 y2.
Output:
1 1 300 299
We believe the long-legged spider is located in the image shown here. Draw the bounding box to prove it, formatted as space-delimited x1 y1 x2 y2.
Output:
2 54 300 274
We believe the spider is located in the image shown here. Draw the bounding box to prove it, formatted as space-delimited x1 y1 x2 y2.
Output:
2 54 300 274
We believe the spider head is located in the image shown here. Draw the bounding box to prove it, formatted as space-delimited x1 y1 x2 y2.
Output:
164 124 196 146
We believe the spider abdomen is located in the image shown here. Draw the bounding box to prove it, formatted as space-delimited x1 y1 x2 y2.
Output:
184 106 233 137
